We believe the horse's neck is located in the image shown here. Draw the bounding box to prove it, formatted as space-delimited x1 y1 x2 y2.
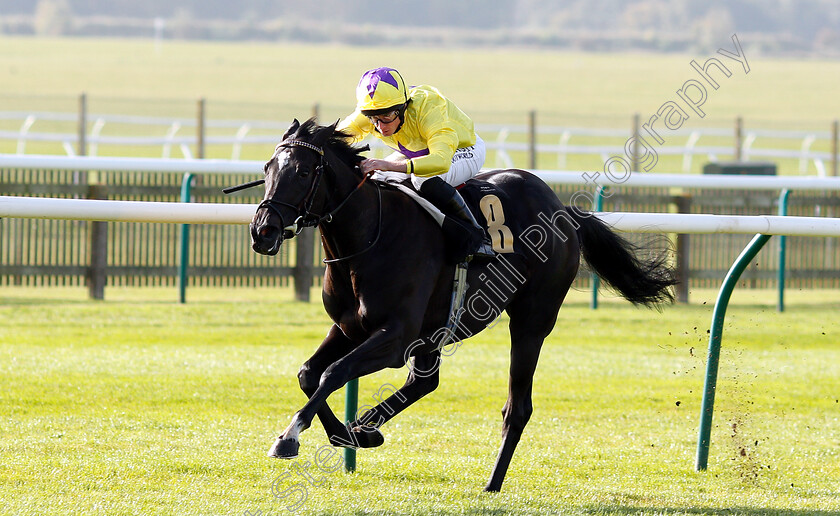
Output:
318 166 381 263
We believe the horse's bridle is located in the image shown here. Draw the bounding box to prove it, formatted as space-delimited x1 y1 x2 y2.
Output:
226 138 380 261
259 139 331 239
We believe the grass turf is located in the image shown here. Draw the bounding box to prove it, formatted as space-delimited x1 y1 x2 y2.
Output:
1 286 838 515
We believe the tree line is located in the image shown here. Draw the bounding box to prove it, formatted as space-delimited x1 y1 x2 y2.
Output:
2 0 838 56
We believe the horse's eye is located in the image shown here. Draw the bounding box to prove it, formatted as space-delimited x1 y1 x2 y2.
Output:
298 164 311 178
263 161 271 175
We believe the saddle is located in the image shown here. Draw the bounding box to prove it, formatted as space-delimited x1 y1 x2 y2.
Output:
372 176 518 257
371 175 524 351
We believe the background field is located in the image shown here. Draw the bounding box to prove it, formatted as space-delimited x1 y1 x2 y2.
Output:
2 286 839 515
1 36 839 173
3 35 839 122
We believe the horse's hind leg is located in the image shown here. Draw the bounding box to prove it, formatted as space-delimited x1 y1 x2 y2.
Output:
484 323 544 492
485 285 569 492
348 351 442 435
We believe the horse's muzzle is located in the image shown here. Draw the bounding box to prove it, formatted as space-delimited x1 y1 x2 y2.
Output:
250 222 283 255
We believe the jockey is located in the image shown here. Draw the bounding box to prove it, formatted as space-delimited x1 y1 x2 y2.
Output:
338 67 495 260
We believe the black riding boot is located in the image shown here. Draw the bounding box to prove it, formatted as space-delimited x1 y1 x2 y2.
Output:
419 177 496 260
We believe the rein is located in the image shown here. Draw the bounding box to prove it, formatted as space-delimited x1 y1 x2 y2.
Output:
322 184 381 264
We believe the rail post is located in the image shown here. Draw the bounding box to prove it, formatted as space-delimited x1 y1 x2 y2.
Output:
293 230 314 302
86 183 107 300
673 193 692 303
78 93 87 157
179 173 195 304
289 103 321 302
777 189 791 312
343 379 358 472
832 120 838 177
734 116 743 161
631 113 641 172
695 233 772 471
590 186 606 309
79 93 108 299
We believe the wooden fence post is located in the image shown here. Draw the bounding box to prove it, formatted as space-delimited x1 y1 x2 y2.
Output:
294 229 314 302
528 110 537 170
87 184 107 300
631 113 641 172
734 116 743 161
832 119 838 177
78 93 87 157
78 92 107 299
196 98 206 159
673 194 692 303
289 102 321 302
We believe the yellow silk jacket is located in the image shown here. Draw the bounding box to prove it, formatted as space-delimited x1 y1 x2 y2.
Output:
338 85 477 177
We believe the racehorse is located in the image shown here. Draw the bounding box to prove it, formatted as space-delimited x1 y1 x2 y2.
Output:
243 118 676 492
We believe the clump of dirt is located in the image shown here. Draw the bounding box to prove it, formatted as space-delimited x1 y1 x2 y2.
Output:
728 412 771 484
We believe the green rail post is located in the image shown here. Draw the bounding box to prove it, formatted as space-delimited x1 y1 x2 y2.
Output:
179 173 195 304
343 378 358 472
695 233 772 471
590 186 606 309
777 189 790 312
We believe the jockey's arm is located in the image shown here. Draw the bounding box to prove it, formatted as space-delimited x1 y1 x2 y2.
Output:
406 126 459 177
360 158 407 174
336 111 371 144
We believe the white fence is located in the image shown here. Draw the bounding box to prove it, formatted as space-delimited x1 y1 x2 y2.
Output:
2 109 838 175
3 195 840 237
3 154 840 230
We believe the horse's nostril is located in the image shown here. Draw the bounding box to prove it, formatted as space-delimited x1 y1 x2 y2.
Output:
259 226 272 238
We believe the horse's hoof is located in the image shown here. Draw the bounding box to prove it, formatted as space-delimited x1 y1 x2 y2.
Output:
328 426 385 449
267 437 299 459
353 426 385 448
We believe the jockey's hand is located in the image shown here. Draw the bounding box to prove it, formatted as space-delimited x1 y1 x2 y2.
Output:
360 159 408 175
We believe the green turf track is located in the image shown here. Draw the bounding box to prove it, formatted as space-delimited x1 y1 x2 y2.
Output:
1 286 838 515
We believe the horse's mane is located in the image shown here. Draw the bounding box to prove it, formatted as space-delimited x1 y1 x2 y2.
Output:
294 118 366 168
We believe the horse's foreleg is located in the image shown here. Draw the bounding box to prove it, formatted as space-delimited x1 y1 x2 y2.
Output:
269 325 406 459
347 351 442 438
294 324 365 448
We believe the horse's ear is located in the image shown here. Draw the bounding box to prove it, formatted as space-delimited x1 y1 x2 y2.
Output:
311 121 337 147
282 119 300 141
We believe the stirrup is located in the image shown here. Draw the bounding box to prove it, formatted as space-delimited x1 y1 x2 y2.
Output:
439 261 469 350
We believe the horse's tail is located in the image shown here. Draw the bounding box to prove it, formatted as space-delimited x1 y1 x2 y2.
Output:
565 206 677 307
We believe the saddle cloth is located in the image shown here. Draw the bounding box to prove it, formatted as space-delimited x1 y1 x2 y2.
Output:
371 174 518 255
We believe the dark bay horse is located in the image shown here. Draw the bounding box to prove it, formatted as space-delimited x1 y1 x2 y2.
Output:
246 118 676 492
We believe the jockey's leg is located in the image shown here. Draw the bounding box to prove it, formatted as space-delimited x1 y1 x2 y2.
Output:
417 176 495 259
410 135 493 259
